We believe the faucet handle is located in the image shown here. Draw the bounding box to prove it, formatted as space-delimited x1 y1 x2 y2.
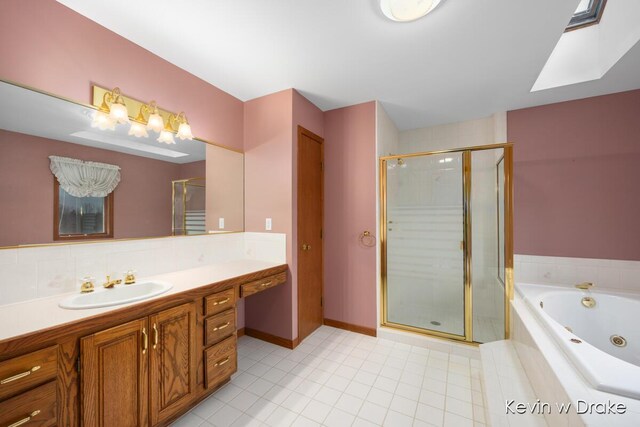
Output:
80 276 95 293
575 282 594 290
124 269 137 285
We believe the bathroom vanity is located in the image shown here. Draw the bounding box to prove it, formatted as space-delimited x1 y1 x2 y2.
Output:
0 261 287 427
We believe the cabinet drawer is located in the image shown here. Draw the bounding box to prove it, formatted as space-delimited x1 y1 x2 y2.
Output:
240 272 287 298
204 288 236 316
204 309 236 346
205 335 237 390
0 380 57 427
0 346 57 401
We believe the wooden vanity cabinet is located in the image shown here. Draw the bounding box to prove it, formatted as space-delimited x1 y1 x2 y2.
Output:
0 346 59 427
81 317 149 427
149 303 197 426
201 287 238 392
0 264 287 427
81 303 196 427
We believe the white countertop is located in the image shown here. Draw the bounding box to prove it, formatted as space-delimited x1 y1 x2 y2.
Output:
0 259 284 342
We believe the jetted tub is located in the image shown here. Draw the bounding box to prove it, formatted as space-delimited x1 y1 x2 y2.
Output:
517 283 640 400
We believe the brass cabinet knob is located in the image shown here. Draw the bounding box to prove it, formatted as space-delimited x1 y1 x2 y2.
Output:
301 244 311 251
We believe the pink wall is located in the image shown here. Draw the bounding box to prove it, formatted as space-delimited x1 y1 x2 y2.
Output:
0 130 202 246
176 161 206 180
0 0 243 151
244 90 294 339
323 102 378 330
508 89 640 261
243 90 324 340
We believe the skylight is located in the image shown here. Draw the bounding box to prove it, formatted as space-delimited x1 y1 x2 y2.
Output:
532 0 640 92
566 0 606 32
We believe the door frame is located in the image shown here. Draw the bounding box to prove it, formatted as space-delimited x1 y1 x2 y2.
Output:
379 143 514 344
296 125 324 342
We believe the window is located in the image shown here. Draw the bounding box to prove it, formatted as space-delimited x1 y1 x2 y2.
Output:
54 179 114 240
566 0 607 32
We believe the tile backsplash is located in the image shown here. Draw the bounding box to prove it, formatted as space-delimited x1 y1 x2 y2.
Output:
0 232 286 306
515 254 640 292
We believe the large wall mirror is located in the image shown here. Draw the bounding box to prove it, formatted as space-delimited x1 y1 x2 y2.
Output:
0 80 244 247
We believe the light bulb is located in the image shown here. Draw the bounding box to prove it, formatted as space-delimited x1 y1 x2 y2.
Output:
157 130 175 144
109 102 130 124
176 122 193 140
91 110 116 131
147 113 164 133
128 122 148 138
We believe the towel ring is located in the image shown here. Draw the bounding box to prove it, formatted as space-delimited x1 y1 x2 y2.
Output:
359 231 376 247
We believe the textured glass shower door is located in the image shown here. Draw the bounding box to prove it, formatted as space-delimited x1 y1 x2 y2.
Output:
383 152 466 338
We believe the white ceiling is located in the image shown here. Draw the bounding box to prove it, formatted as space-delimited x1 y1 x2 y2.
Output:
56 0 640 131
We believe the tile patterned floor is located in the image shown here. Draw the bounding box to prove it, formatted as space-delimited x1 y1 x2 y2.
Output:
171 326 486 427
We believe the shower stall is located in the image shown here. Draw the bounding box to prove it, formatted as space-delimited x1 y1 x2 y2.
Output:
172 177 206 236
380 144 513 343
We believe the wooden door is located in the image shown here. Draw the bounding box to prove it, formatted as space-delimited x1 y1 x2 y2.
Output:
149 303 197 426
81 318 149 427
297 126 324 342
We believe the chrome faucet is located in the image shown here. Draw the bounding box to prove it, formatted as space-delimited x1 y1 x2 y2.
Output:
103 275 122 289
575 282 593 290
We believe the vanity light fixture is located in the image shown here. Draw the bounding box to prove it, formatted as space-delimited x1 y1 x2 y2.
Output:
128 121 148 138
144 102 165 133
170 112 194 141
91 87 129 130
380 0 443 22
90 85 195 143
157 120 176 145
91 110 116 131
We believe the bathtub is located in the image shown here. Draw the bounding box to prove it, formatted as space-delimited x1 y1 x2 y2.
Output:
517 283 640 400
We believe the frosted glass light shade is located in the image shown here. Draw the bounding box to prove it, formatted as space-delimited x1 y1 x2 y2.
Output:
176 122 193 140
147 113 164 133
91 110 116 131
109 102 130 124
157 130 175 144
128 122 149 138
380 0 442 22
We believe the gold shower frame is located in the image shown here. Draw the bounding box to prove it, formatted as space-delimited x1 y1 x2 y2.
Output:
172 177 206 236
379 143 514 343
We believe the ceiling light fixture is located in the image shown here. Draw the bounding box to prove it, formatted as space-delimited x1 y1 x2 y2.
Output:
380 0 443 22
90 85 195 143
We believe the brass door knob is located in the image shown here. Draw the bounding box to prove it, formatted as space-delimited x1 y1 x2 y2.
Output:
301 244 311 251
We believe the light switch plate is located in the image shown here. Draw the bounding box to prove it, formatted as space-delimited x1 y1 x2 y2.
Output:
219 218 225 229
265 218 272 231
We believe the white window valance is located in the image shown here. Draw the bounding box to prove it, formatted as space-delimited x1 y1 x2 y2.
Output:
49 156 121 198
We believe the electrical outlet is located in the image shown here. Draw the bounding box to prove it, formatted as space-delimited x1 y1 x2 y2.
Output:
266 218 272 231
219 218 225 229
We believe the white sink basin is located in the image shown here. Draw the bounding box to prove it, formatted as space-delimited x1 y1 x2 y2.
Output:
59 281 173 310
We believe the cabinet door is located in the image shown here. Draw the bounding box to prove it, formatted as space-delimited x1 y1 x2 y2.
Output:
81 318 149 427
149 303 197 425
